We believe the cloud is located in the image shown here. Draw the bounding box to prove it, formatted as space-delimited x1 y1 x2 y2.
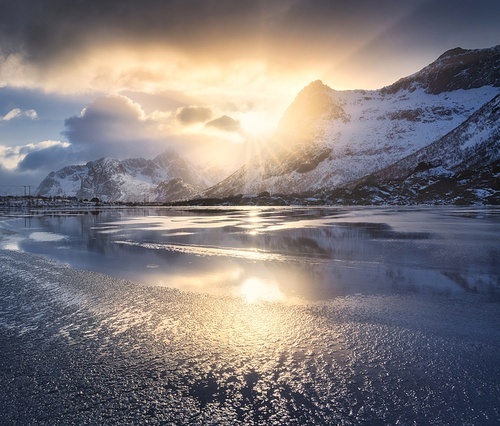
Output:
1 1 498 62
1 0 498 95
1 108 38 121
63 94 164 158
0 166 20 190
0 1 261 61
0 140 70 171
0 86 94 124
205 115 241 132
175 106 213 124
61 94 244 161
16 144 74 172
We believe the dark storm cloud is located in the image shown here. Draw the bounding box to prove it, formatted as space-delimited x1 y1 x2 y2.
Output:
205 115 241 132
0 0 261 62
0 141 77 187
17 144 75 172
2 0 499 67
64 95 143 144
62 95 160 158
176 106 213 124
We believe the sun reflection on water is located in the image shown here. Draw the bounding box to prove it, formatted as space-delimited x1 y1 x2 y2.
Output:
238 277 285 304
147 268 244 295
141 267 295 305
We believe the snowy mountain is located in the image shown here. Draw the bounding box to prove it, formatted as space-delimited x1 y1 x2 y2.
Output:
381 45 500 95
327 94 500 205
204 46 500 201
365 94 500 182
36 46 499 205
35 150 214 202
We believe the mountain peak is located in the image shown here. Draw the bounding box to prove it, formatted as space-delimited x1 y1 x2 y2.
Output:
436 47 467 60
277 80 346 135
154 148 180 159
35 151 217 202
382 44 500 94
301 80 332 93
152 149 182 167
204 45 499 200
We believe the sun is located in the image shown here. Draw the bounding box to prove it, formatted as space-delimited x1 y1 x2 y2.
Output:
239 111 278 139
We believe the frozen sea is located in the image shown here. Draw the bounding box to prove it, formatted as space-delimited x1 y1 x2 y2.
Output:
0 206 499 425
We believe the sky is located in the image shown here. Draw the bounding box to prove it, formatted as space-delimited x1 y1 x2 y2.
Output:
0 0 499 191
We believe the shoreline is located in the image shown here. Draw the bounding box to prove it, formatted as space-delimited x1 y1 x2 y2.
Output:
1 247 499 424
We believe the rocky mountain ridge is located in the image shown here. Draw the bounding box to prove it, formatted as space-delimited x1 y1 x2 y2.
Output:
381 45 500 95
204 45 499 204
36 45 500 205
35 150 215 202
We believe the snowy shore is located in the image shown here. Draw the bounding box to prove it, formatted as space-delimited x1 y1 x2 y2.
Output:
1 248 499 424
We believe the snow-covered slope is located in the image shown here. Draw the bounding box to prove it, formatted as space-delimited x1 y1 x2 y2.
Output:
325 95 500 205
36 150 215 202
205 46 500 198
367 94 500 182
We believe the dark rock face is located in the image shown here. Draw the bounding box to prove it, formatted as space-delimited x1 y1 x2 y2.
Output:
326 159 500 206
154 178 201 203
382 45 500 94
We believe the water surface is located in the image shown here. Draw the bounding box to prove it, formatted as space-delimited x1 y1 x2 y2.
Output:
1 206 499 301
0 206 499 424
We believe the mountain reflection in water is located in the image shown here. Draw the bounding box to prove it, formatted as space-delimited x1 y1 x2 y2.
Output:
1 206 498 301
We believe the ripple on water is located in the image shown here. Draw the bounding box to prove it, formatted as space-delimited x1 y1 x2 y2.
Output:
0 249 499 424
